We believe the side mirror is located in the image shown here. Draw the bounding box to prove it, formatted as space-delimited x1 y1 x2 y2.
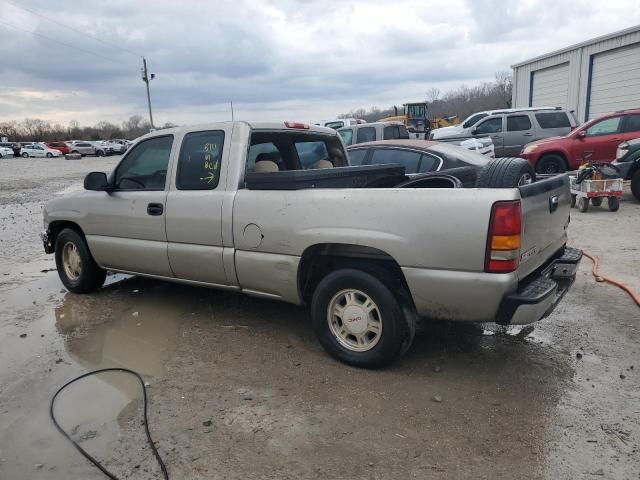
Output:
576 130 586 139
84 171 109 191
471 128 478 135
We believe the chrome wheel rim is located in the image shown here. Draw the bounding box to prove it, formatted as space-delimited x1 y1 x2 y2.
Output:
62 242 82 280
327 289 382 352
518 172 533 186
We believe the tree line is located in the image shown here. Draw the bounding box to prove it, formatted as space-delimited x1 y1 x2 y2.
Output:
338 72 513 122
0 115 176 142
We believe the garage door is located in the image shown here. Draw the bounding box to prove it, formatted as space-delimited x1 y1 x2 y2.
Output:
588 43 640 119
530 63 569 108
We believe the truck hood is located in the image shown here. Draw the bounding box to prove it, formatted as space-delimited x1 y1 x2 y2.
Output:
431 125 464 139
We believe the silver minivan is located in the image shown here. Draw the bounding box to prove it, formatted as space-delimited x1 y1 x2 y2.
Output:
430 107 578 157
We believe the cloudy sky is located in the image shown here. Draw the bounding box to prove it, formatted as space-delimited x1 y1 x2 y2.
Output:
1 0 639 126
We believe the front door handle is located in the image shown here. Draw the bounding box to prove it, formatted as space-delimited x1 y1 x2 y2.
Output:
523 132 534 136
147 203 164 216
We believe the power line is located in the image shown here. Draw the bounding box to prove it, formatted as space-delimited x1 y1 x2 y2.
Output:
2 0 141 58
0 20 134 68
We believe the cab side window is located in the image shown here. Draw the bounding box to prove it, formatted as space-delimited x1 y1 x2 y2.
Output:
585 117 621 137
475 117 502 135
114 135 173 190
506 115 532 131
356 127 376 143
176 131 225 190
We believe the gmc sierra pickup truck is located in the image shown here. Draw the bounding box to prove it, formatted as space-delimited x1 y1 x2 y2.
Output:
41 121 582 368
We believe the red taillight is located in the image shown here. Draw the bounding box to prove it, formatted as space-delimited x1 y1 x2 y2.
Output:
485 201 521 273
284 121 309 129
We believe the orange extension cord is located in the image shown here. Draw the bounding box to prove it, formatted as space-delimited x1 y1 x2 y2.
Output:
583 252 640 307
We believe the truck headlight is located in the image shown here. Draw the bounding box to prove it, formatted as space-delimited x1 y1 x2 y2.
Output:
615 143 629 161
522 144 538 154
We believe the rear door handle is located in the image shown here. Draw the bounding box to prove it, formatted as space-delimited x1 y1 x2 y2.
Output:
523 132 534 136
147 203 164 216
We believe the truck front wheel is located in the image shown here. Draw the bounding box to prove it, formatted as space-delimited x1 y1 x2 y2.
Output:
311 269 412 369
54 228 106 293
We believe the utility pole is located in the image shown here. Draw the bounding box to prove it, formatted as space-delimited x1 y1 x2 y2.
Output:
230 101 234 121
141 57 155 130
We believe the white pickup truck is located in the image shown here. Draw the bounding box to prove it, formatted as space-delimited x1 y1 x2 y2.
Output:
41 121 582 368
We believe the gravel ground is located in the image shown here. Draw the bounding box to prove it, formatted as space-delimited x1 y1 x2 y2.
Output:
0 156 638 479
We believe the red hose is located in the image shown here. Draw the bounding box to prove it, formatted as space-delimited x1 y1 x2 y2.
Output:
583 252 640 307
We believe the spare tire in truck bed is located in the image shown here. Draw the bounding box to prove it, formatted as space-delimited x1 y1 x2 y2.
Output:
475 157 536 188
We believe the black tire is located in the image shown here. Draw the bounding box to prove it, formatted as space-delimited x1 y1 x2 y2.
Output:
591 197 603 207
476 157 536 188
631 170 640 202
311 269 413 369
536 154 567 174
21 152 28 158
577 196 589 213
608 196 620 212
96 150 104 157
571 194 577 208
54 228 106 293
71 150 79 155
46 152 53 158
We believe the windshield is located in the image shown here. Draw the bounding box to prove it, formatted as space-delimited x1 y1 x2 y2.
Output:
462 113 488 128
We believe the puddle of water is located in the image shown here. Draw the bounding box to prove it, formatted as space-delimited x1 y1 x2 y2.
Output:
0 275 200 478
480 324 553 345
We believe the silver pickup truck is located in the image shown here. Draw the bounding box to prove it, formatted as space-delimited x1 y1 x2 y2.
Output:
41 121 582 368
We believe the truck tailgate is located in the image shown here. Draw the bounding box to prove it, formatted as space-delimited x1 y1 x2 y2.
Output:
517 175 571 280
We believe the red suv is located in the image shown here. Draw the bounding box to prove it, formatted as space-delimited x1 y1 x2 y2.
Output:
47 142 70 155
520 109 640 173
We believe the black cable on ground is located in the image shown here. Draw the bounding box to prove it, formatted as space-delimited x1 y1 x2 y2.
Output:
50 368 169 480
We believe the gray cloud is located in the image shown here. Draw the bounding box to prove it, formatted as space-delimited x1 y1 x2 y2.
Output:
1 0 639 124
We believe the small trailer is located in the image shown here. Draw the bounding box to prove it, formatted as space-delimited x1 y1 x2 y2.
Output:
570 175 624 212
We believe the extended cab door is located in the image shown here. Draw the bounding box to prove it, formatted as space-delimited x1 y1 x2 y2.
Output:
503 114 535 157
83 135 175 276
164 128 231 285
571 115 623 163
472 116 504 156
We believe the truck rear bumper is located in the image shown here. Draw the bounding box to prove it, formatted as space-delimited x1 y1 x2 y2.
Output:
495 247 583 325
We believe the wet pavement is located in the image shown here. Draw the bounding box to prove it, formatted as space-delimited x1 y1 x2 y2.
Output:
0 157 639 479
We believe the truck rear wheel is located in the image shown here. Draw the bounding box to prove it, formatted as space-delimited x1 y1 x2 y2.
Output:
55 228 106 293
631 170 640 202
476 157 536 188
311 269 413 369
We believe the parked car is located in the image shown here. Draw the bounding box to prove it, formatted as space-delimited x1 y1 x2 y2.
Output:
612 137 640 201
47 142 70 155
430 107 578 158
431 106 561 139
104 140 127 154
92 141 114 156
41 121 581 368
521 109 640 173
346 140 516 186
68 141 97 156
0 146 14 158
21 143 62 158
337 121 410 146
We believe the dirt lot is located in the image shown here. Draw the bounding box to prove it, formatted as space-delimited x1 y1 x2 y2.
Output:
0 156 638 479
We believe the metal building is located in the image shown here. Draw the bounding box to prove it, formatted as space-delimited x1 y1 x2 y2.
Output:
511 25 640 122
